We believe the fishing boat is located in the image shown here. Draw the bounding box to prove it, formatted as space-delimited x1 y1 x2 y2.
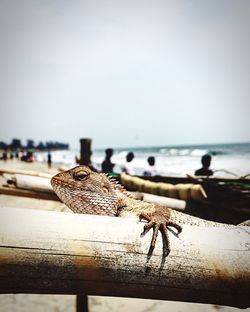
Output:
119 173 250 225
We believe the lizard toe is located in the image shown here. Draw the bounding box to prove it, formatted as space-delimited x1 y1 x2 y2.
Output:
139 210 182 256
166 222 182 234
139 213 151 222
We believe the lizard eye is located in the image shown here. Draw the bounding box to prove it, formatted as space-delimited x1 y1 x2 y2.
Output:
74 171 89 181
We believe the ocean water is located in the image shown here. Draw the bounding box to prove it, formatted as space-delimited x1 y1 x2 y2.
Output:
39 142 250 177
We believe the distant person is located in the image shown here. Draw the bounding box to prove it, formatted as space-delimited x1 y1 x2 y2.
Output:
195 154 213 176
122 152 135 175
27 151 34 162
47 151 52 168
2 150 8 161
143 156 157 176
101 148 115 173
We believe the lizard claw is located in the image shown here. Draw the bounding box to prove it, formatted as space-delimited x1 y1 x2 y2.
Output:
140 211 182 257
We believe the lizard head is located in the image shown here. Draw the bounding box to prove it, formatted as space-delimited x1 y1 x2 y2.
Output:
51 165 126 216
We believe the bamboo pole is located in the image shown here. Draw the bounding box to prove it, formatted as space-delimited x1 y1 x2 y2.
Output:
2 173 53 192
0 186 60 201
0 173 56 200
0 207 249 309
12 174 53 192
120 173 207 202
0 169 53 179
134 192 187 211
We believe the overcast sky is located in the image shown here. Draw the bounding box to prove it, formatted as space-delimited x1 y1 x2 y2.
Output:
0 0 249 149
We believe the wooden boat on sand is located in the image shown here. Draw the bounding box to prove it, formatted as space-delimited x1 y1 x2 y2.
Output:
119 173 250 225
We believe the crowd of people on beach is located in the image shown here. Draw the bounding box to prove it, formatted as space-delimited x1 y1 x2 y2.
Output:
0 150 38 163
101 148 213 177
101 148 157 176
0 150 34 162
1 147 214 177
0 149 53 168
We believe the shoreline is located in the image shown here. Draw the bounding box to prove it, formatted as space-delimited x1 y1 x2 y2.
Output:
0 159 60 175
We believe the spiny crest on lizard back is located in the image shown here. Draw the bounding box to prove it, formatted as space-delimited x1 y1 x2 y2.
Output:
51 165 131 216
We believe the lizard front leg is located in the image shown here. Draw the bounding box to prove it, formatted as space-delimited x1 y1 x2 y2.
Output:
140 209 182 256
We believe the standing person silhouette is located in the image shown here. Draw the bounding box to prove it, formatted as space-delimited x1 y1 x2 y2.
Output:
143 156 157 176
101 148 115 173
47 151 52 169
195 154 213 176
122 152 135 175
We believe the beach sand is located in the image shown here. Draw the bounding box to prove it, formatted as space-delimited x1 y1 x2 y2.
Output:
0 159 248 312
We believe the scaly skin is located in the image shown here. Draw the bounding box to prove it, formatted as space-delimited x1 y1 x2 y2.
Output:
51 166 231 256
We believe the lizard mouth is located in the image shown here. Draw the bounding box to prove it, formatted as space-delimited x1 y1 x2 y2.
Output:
51 177 88 213
51 175 69 190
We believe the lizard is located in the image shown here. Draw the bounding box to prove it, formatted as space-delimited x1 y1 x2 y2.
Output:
51 165 236 256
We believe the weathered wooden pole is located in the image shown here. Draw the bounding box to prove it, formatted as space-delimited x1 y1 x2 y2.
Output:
0 207 249 309
78 138 92 166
